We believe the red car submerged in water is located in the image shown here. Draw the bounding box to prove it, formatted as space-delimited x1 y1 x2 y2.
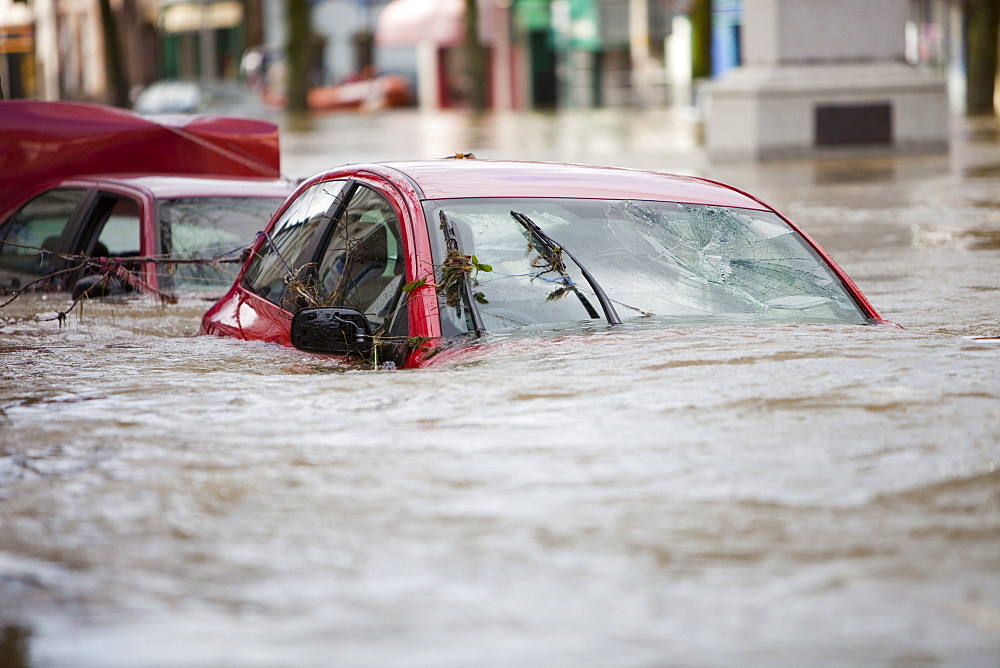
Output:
200 158 891 369
0 101 294 298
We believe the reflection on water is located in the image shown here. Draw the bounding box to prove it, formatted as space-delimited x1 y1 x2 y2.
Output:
964 163 1000 178
810 159 897 185
1 110 999 665
964 229 1000 250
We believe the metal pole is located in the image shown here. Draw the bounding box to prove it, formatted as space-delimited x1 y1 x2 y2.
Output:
200 0 217 79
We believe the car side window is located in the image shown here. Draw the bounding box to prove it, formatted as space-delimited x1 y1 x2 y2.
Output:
314 185 406 332
243 181 348 307
0 189 89 286
91 196 141 257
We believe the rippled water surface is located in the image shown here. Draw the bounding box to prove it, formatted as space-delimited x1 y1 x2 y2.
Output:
1 110 998 665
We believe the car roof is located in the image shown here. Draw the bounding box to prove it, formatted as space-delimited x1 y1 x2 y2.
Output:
74 174 295 199
0 100 282 205
369 160 768 210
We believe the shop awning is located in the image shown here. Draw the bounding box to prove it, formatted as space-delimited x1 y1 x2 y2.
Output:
161 1 243 34
376 0 496 48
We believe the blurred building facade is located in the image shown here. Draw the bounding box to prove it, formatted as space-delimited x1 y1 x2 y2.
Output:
0 0 265 101
372 0 679 110
706 0 952 159
0 0 35 97
0 0 987 114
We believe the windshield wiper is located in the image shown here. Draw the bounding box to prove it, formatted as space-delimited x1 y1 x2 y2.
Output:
510 211 622 325
439 210 486 336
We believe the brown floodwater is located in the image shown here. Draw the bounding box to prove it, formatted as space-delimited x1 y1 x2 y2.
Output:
1 108 998 666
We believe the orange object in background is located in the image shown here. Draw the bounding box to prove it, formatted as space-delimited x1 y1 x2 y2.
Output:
307 73 413 112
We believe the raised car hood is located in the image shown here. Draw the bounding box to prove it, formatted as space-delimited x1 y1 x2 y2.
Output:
0 100 281 204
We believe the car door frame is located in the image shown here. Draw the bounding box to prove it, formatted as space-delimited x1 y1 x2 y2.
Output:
64 178 159 293
1 178 158 293
201 165 440 368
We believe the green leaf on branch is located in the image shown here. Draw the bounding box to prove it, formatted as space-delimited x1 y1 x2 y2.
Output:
401 278 427 293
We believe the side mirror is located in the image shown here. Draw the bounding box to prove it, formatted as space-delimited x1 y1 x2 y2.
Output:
290 306 374 357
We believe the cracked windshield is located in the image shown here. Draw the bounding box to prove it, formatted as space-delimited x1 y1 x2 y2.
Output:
428 198 866 333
